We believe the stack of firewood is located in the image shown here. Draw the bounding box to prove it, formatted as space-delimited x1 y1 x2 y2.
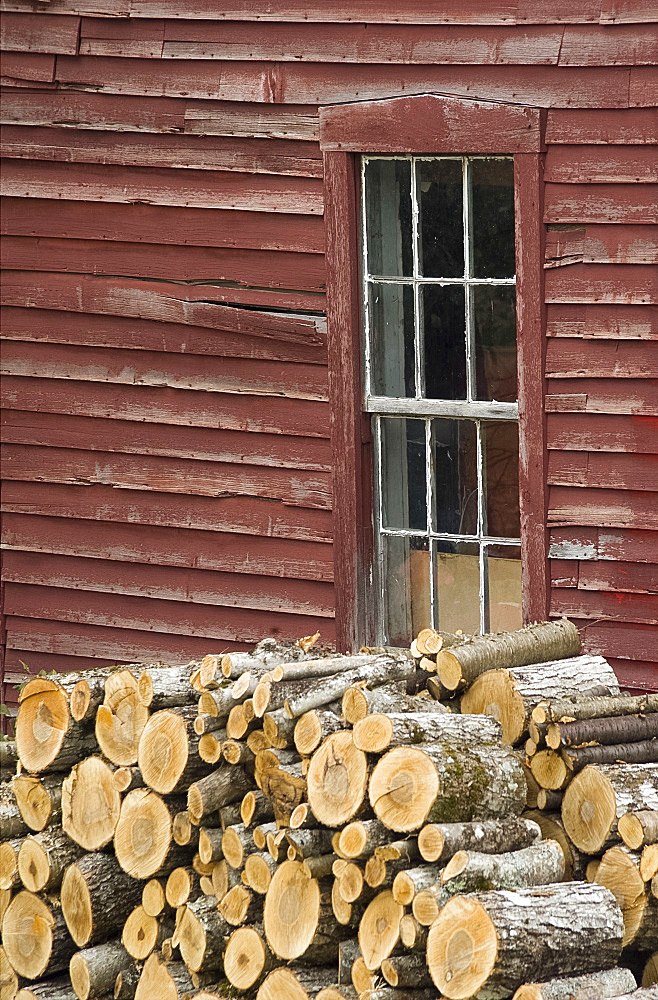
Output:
1 622 657 1000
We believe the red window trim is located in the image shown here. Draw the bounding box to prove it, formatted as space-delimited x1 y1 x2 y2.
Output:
320 93 549 651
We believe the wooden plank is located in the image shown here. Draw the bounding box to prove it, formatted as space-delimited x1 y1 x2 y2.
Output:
1 160 324 214
1 552 335 618
546 304 657 340
606 659 658 692
0 197 325 253
0 76 57 90
1 444 333 509
545 377 658 415
1 272 327 336
545 224 658 266
1 513 334 581
52 55 633 108
0 307 327 366
545 183 658 223
550 559 579 588
0 376 330 438
544 264 657 305
578 560 658 596
545 109 658 144
544 145 658 183
547 451 658 491
3 585 337 643
546 337 658 378
0 237 327 292
558 24 658 65
0 12 80 54
0 126 324 177
547 413 658 453
630 67 658 108
550 588 658 625
548 486 658 529
1 481 333 542
183 101 319 140
1 409 331 472
0 340 329 401
549 527 658 564
1 52 55 82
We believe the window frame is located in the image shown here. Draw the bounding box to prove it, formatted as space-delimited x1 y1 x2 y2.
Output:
320 93 548 651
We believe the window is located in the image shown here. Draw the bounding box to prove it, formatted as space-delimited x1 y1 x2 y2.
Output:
362 155 522 644
320 94 548 651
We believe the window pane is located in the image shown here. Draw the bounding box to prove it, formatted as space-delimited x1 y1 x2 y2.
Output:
369 282 415 398
417 159 464 278
474 285 517 402
422 285 467 399
431 419 478 535
365 159 413 277
470 158 515 279
381 417 427 531
382 535 430 645
487 544 522 632
483 421 520 538
434 540 480 634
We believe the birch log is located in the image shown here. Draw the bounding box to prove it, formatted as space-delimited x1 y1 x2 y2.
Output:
417 816 541 863
440 839 565 894
562 763 658 854
512 966 638 1000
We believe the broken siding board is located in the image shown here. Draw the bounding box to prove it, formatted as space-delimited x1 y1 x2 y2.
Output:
578 560 658 595
544 264 657 305
546 337 658 378
544 224 658 266
0 197 325 253
0 87 188 131
0 126 324 177
550 560 579 588
1 445 333 509
547 413 658 453
0 13 81 54
1 553 335 618
558 24 658 65
547 450 658 491
1 161 325 214
1 514 334 582
1 52 55 82
544 377 658 415
0 237 327 291
548 486 658 530
546 303 657 339
549 527 658 563
550 589 658 625
1 481 333 542
545 109 658 144
544 145 658 183
544 183 658 223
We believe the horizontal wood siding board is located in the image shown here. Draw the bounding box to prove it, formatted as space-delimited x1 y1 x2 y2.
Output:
544 224 658 266
0 376 331 438
558 619 658 663
544 377 658 415
0 307 327 366
545 109 658 144
1 552 335 617
1 160 324 214
2 445 333 509
544 264 657 305
548 486 658 529
547 450 658 491
1 52 56 82
545 337 658 378
544 184 658 223
3 586 337 643
549 527 658 564
1 513 333 581
544 144 658 182
550 588 658 625
577 559 658 595
4 651 118 685
547 413 658 453
546 304 658 340
0 125 324 176
0 340 329 401
0 12 81 54
1 481 333 541
606 659 658 693
558 24 658 65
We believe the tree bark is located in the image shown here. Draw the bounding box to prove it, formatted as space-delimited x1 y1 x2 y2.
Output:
562 762 658 854
15 975 78 1000
548 713 658 751
618 809 658 849
11 774 62 833
262 707 296 748
381 952 432 989
533 692 658 726
61 851 143 947
3 891 76 979
220 638 313 679
341 681 442 725
61 755 121 851
441 839 565 894
175 894 229 973
353 711 501 754
511 966 638 1000
427 881 623 999
18 827 84 893
69 939 132 1000
0 740 18 775
0 790 28 839
135 664 199 710
307 731 368 827
417 816 541 863
562 740 658 772
284 654 416 719
240 789 274 828
187 766 251 825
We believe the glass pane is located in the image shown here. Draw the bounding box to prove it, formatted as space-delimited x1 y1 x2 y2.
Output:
417 158 464 278
470 158 515 279
369 282 415 397
382 535 430 645
431 419 478 535
473 285 517 402
422 285 466 399
434 540 480 635
365 159 413 277
487 544 522 632
483 421 520 538
381 417 427 531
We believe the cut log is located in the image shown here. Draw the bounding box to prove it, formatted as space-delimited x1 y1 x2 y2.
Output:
16 679 96 773
548 713 658 751
0 944 18 1000
198 734 222 764
641 842 658 880
461 655 619 745
436 619 581 691
218 883 255 925
562 763 658 854
244 852 278 894
399 914 427 950
16 976 78 1000
335 861 363 902
114 962 141 1000
222 823 253 870
417 816 541 863
353 711 501 754
240 790 274 828
172 810 196 846
537 789 563 811
3 891 76 979
11 774 61 833
259 763 307 827
95 670 150 767
221 638 312 679
176 895 229 973
533 692 658 726
69 940 132 1000
512 966 638 1000
285 828 336 860
263 708 296 749
142 878 165 918
562 741 658 772
392 866 442 906
187 766 251 825
336 819 397 860
136 664 199 711
595 845 654 947
524 809 587 881
61 851 143 947
114 788 186 879
263 860 338 962
441 839 565 894
619 809 658 849
164 867 197 908
358 890 403 971
0 888 11 925
112 766 144 793
122 906 172 961
0 837 22 890
341 681 407 725
224 925 272 990
530 749 570 790
211 857 242 900
198 827 223 865
255 966 345 1000
221 738 253 765
284 655 416 719
193 714 225 737
253 821 277 851
0 791 28 839
0 741 18 775
307 731 368 827
427 881 624 999
18 828 84 893
133 953 200 1000
137 707 209 795
218 801 243 830
368 741 526 831
381 952 432 989
61 755 121 851
294 710 344 757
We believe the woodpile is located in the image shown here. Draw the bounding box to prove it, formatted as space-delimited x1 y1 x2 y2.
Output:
1 623 657 1000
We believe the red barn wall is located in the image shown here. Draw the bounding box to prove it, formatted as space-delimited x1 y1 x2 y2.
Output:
1 3 656 710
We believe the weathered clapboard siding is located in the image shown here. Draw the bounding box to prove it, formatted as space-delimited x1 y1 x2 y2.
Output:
1 6 656 705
